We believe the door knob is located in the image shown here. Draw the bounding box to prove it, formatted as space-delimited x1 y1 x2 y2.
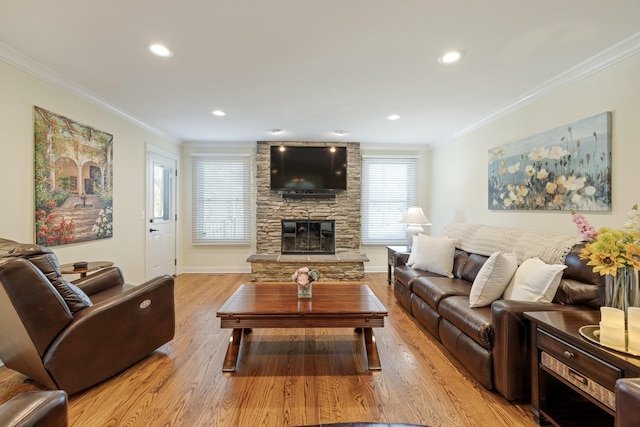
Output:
150 228 159 232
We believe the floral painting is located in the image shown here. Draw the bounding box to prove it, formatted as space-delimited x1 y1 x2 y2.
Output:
34 106 114 246
488 112 611 211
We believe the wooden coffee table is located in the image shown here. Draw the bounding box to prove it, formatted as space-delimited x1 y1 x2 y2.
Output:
216 283 388 372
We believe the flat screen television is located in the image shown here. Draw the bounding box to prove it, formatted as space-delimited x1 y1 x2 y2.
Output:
270 146 347 191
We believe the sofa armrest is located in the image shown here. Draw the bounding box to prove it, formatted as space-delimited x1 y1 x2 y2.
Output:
616 378 640 427
0 390 68 427
491 299 587 401
71 266 125 295
43 275 175 394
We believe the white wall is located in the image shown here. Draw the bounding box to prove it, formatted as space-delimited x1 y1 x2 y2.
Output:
429 52 640 237
0 59 179 284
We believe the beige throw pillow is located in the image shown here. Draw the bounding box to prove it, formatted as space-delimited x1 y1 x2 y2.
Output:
503 257 567 303
469 251 518 308
410 234 456 278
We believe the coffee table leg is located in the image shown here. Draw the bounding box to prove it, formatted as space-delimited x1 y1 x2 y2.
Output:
363 327 382 370
222 328 243 372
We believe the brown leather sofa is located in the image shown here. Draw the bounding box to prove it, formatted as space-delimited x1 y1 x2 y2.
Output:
393 243 603 402
0 390 68 427
0 238 175 395
615 378 640 427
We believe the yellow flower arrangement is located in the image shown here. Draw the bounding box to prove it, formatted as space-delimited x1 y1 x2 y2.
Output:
576 204 640 276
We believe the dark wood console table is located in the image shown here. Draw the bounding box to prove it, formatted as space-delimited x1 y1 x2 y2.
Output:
525 310 640 426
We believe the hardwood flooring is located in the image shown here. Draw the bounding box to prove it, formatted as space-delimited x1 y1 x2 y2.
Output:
0 273 537 426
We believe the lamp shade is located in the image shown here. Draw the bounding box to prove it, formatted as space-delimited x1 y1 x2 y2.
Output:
400 207 431 225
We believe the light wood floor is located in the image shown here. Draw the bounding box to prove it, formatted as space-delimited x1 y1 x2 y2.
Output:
0 273 537 426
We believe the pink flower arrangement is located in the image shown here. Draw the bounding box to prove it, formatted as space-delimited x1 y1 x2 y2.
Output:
292 267 320 285
570 209 598 241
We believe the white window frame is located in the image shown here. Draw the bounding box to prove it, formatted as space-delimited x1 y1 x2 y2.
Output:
361 155 419 244
191 154 252 244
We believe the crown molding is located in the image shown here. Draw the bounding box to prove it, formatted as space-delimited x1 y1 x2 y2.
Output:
436 30 640 146
0 41 180 144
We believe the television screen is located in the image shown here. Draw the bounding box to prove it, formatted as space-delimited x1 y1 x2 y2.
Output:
270 146 347 191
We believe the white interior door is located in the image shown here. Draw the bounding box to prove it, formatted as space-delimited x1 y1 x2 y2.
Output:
146 148 177 279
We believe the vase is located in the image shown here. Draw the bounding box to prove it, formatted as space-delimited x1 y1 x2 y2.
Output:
297 281 312 298
605 267 640 317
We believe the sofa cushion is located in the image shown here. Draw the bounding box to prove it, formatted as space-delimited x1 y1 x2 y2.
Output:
553 279 603 308
25 253 93 313
412 276 471 310
0 240 93 314
394 265 439 291
452 249 470 279
459 253 490 283
411 235 457 278
504 257 567 303
438 295 493 350
469 252 518 308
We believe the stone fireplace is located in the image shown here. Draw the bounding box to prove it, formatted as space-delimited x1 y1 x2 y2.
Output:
247 141 368 281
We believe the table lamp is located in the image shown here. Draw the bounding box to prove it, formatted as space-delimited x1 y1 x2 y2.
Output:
400 206 431 247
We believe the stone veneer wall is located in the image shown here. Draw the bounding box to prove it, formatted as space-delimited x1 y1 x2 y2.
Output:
255 141 362 254
251 141 366 281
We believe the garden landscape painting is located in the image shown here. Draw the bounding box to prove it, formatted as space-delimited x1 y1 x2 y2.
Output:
488 112 611 211
34 106 114 246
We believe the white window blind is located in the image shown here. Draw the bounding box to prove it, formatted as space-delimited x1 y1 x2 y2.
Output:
362 156 419 244
192 155 251 244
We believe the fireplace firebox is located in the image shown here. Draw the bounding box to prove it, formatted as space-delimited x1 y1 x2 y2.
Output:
281 220 335 254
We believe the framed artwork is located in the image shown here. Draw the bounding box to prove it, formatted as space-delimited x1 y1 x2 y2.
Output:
34 106 114 246
488 112 611 211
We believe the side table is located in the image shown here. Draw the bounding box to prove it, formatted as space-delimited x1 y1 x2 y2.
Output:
525 310 640 426
60 261 114 278
386 245 410 285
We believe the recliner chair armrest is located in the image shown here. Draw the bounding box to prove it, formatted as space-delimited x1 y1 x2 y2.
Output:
0 390 68 427
42 275 175 394
71 266 125 295
616 378 640 427
491 299 585 401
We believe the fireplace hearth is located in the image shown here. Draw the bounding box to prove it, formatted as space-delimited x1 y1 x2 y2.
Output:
282 220 335 254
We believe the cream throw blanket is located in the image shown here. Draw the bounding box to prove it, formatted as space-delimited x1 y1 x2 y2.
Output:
442 223 582 265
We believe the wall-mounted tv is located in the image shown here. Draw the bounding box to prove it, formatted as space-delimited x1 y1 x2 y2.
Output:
270 146 347 191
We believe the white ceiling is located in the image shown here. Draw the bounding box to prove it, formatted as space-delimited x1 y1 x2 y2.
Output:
1 0 640 146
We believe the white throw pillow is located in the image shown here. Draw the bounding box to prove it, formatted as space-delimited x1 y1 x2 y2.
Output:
469 251 518 308
406 238 420 267
410 235 456 278
504 257 567 303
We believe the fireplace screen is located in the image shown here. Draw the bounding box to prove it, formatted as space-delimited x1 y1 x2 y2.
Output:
281 220 335 254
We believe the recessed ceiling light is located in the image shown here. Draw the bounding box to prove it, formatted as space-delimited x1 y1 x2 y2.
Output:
333 130 348 136
386 114 400 121
270 129 282 134
212 110 227 117
149 43 174 58
438 50 463 64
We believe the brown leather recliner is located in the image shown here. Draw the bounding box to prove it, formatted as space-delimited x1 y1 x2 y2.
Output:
0 239 175 395
0 391 68 427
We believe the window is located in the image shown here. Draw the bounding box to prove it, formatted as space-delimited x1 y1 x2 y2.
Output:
361 156 419 244
152 162 172 222
192 155 252 244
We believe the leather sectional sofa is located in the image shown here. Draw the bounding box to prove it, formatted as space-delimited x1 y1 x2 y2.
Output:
393 230 604 402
